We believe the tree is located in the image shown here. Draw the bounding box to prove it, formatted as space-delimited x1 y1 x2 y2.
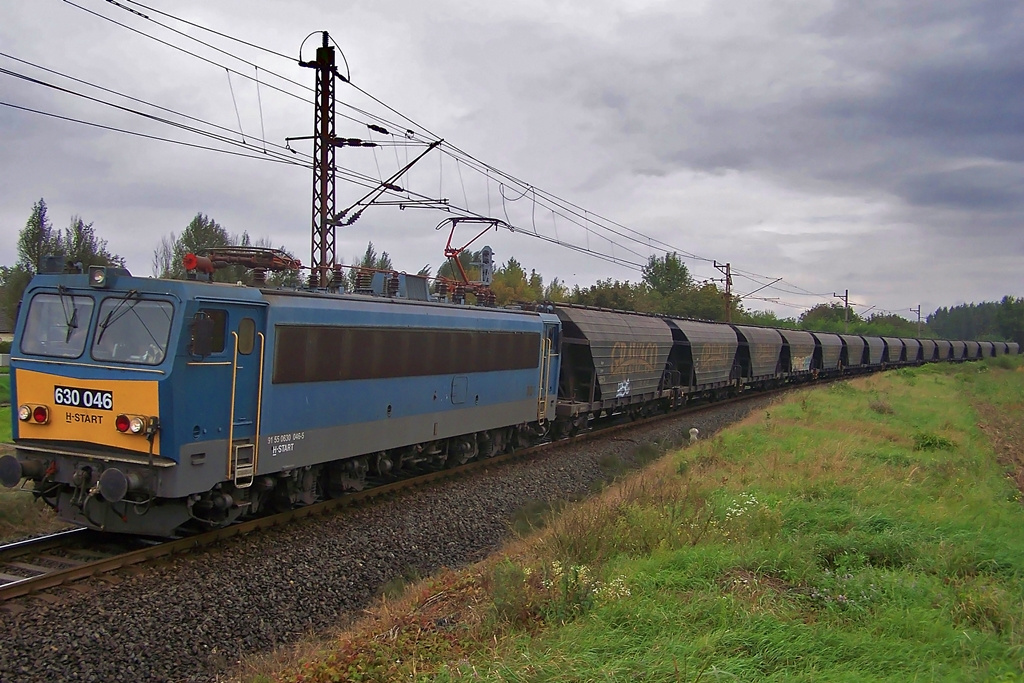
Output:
858 313 917 337
571 278 647 312
927 302 1003 340
0 265 31 329
18 198 62 274
799 303 859 331
60 216 124 269
642 252 692 297
3 200 123 326
996 296 1024 344
437 249 481 283
151 234 175 279
154 213 233 281
490 257 544 305
737 309 799 329
543 277 569 302
348 241 393 290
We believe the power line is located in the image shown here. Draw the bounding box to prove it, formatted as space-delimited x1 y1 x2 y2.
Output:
52 2 902 315
0 51 299 162
65 0 712 277
0 64 306 168
0 99 299 164
82 0 428 143
120 0 294 61
0 54 436 197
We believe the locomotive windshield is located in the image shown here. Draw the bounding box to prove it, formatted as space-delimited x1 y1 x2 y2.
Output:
20 291 95 359
92 296 174 365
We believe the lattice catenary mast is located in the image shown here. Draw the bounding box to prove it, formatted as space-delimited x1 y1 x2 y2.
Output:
299 31 337 288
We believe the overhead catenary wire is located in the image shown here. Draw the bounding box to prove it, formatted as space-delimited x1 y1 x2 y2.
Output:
48 2 905 316
94 0 424 143
119 0 294 61
0 50 296 160
0 64 307 169
0 100 301 165
65 0 784 290
0 56 430 196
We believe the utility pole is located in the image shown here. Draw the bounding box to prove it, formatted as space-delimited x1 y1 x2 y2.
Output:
834 289 850 333
714 261 733 322
911 304 922 337
300 31 337 288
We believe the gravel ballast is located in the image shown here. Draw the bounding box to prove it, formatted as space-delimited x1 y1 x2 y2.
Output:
0 397 773 682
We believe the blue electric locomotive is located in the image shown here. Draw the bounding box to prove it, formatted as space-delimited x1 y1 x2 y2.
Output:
0 266 560 536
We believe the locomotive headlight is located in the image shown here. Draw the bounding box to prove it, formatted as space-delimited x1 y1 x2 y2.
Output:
32 406 49 424
18 405 31 421
116 414 156 436
88 265 108 288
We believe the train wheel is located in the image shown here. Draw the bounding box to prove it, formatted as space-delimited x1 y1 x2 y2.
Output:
448 435 478 466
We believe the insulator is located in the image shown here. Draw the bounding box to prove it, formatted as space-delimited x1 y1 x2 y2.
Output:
308 271 319 289
436 280 448 301
387 272 400 298
252 269 266 286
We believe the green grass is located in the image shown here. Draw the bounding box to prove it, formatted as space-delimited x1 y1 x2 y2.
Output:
0 406 9 443
249 359 1024 683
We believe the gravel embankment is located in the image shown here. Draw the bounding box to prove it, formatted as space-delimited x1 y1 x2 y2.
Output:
0 397 772 683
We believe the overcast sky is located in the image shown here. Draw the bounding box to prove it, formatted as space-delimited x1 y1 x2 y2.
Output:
1 0 1021 319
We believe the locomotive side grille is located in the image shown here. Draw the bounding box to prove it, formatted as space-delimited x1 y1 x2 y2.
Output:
272 326 541 384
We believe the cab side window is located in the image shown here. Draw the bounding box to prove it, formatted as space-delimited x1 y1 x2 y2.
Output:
238 318 255 355
201 309 227 354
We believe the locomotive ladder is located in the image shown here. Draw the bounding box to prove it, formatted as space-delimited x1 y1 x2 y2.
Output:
227 331 266 489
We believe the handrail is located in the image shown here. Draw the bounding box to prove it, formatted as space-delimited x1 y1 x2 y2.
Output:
226 331 239 477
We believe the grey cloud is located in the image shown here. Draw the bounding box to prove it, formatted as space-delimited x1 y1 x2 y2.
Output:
896 165 1024 211
2 0 1023 317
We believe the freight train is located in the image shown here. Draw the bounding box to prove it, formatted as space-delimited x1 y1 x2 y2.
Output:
0 260 1018 536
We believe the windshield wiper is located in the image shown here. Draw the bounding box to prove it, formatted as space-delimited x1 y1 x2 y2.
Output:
57 286 78 343
95 289 139 345
66 307 78 343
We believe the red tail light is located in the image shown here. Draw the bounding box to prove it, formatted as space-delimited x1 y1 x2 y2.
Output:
115 414 158 436
32 406 49 424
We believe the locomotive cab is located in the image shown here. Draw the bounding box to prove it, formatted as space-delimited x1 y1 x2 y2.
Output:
1 271 182 533
0 270 274 535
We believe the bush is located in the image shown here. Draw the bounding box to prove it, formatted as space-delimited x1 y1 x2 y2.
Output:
986 355 1016 370
913 431 956 452
869 399 894 415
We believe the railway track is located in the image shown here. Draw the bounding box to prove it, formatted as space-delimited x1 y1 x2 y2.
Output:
0 383 794 603
0 528 157 600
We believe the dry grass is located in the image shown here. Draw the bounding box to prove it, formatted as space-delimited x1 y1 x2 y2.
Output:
0 488 71 541
235 367 1024 682
975 401 1024 497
